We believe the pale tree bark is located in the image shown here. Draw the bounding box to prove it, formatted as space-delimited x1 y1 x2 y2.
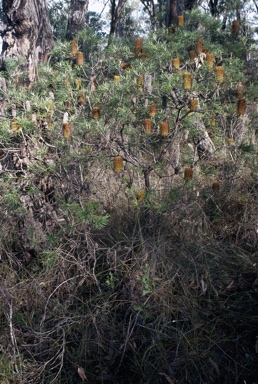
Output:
0 0 54 83
66 0 89 40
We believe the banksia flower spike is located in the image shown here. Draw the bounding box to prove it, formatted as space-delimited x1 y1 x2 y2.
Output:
168 26 174 34
135 38 143 55
228 138 235 146
190 99 198 111
11 121 20 132
184 167 193 181
160 121 169 137
75 78 82 89
211 115 216 126
206 53 214 69
137 75 144 91
70 40 77 56
114 156 123 173
140 52 147 60
178 15 184 27
63 123 71 139
114 75 120 84
189 50 196 62
183 72 192 90
78 91 86 105
149 104 157 117
215 66 224 83
172 58 180 69
143 119 153 134
237 99 246 118
92 106 100 119
212 181 220 191
196 38 203 54
76 51 84 66
137 191 146 202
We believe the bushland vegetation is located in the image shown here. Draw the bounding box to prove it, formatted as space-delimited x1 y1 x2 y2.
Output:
0 8 258 384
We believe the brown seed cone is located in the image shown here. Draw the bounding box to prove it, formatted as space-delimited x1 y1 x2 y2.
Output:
237 99 246 118
184 167 193 181
231 20 240 37
143 119 153 134
92 106 100 119
196 38 203 54
160 121 169 137
135 38 143 54
212 181 220 191
189 50 196 62
63 123 71 139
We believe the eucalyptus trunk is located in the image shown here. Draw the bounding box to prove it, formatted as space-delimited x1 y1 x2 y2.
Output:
1 0 54 83
66 0 89 40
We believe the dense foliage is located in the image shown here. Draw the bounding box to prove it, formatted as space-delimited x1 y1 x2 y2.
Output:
0 7 258 384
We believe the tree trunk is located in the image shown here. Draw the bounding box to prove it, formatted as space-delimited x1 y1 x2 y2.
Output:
166 0 198 27
66 0 89 40
1 0 54 83
109 0 127 44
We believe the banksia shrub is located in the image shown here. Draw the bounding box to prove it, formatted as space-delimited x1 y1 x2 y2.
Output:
70 40 77 56
114 75 120 84
183 72 192 90
143 119 153 134
212 181 220 191
137 191 145 202
215 66 224 83
184 167 193 181
63 123 71 139
114 156 123 173
237 99 246 118
206 53 214 69
137 75 144 91
172 58 180 69
232 20 240 38
92 106 100 119
76 51 84 66
160 121 169 137
196 38 203 54
189 50 196 62
149 104 157 117
190 99 198 111
135 38 143 54
178 15 184 27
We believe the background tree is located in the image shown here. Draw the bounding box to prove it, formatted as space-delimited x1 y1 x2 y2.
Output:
66 0 89 40
0 0 54 82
